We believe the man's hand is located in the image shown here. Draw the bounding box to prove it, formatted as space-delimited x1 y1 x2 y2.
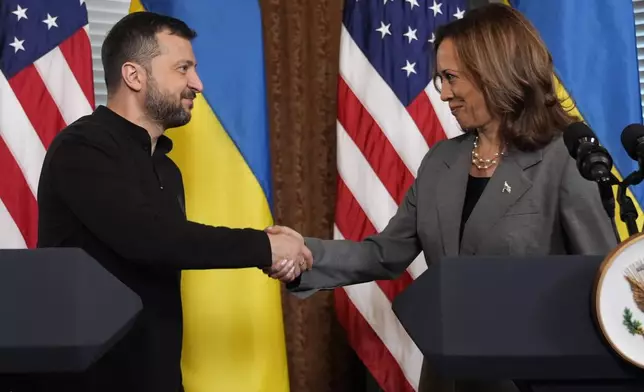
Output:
265 225 312 282
266 225 303 241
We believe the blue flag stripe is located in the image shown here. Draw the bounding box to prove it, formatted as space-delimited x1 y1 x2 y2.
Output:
514 0 644 203
140 0 273 207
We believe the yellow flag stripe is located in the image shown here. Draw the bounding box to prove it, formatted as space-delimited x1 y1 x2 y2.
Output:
173 94 289 392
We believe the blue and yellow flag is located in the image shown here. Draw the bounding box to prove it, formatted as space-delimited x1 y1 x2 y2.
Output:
128 1 289 391
506 0 644 240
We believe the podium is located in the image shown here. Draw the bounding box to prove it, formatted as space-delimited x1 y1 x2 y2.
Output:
391 255 644 392
0 248 141 374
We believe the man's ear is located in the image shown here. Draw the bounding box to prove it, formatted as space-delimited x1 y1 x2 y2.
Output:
121 62 145 92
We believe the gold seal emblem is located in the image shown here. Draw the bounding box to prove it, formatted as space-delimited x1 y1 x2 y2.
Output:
623 259 644 337
594 233 644 369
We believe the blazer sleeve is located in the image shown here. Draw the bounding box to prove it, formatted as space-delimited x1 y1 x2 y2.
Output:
559 154 618 254
288 142 444 298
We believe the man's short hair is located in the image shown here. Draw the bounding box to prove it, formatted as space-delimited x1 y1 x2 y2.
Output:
101 12 196 96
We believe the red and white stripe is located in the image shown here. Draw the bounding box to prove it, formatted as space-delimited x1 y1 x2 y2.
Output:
0 27 94 249
334 25 463 391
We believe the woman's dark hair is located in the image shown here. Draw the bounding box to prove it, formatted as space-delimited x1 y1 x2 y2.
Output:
433 3 578 151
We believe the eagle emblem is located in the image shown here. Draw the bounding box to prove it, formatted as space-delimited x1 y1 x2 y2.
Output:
623 259 644 336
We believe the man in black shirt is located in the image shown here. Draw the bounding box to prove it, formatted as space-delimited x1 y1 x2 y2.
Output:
22 12 309 392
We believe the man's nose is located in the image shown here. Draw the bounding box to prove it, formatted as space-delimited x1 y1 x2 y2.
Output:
189 71 203 93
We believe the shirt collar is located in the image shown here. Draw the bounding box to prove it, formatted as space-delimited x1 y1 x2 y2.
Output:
93 105 173 155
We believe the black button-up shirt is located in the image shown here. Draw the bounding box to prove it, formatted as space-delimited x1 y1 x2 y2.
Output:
29 106 271 392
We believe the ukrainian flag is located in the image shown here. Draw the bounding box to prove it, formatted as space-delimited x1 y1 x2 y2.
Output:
505 0 644 240
128 1 289 391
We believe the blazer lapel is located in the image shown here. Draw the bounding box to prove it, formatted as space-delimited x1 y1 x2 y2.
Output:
435 134 474 257
459 146 542 255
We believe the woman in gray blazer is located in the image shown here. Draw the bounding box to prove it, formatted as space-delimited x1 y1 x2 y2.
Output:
267 4 617 392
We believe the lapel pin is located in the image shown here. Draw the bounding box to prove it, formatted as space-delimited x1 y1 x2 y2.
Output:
503 181 512 194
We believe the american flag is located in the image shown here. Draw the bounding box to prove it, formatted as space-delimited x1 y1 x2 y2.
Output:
333 0 466 390
0 0 94 249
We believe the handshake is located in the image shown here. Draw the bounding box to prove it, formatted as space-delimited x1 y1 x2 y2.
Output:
264 225 312 282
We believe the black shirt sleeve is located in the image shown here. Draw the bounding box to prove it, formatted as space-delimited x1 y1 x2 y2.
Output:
48 135 272 270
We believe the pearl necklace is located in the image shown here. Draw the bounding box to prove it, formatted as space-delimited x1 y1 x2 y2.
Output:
471 135 501 170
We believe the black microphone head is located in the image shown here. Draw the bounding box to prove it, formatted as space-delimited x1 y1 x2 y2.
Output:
563 121 597 159
620 123 644 161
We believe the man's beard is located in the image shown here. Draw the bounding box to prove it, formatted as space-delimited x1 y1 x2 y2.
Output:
144 76 196 129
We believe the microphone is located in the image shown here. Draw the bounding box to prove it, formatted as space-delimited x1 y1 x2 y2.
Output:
621 123 644 168
562 122 614 183
563 122 621 241
617 124 644 238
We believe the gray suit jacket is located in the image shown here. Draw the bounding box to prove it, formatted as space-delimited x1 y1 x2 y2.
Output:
290 132 617 392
